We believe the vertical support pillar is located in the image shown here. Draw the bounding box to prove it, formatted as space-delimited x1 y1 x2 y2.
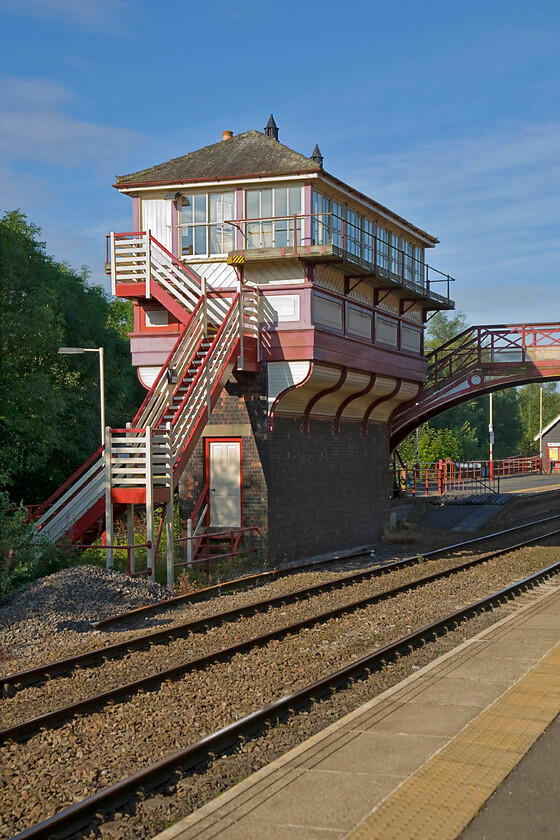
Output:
104 427 113 570
186 518 193 567
238 281 244 371
110 231 116 296
145 426 154 581
145 229 152 298
165 423 174 590
127 504 135 576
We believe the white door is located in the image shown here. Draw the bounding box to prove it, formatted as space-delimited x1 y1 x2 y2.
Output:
209 441 241 528
141 199 172 251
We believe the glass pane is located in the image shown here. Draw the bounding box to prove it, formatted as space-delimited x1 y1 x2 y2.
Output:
261 189 273 218
194 194 207 223
246 190 259 219
288 186 301 214
275 220 288 248
222 193 234 220
182 226 194 256
194 225 207 254
274 188 287 217
181 196 193 223
247 221 260 249
262 220 273 248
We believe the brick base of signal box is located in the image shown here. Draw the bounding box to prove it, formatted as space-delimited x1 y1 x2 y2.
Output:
178 367 390 566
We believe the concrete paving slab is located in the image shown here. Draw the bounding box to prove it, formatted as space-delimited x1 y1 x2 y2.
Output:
236 769 396 832
356 701 480 737
300 730 446 776
152 585 560 840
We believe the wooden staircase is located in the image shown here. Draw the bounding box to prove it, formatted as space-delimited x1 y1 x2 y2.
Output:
33 234 259 551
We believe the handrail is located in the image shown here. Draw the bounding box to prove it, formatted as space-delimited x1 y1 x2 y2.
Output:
225 212 454 304
32 445 104 521
132 299 203 425
171 294 240 428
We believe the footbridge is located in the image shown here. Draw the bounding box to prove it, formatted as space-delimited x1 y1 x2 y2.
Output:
390 323 560 448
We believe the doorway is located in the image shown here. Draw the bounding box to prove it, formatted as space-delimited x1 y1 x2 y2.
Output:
206 439 242 528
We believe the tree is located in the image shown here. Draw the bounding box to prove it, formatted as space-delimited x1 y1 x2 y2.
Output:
0 211 144 503
424 310 469 351
518 383 560 454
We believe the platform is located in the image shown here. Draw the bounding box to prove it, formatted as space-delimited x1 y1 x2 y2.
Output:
152 581 560 840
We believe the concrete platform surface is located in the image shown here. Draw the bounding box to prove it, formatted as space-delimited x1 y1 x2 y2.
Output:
152 582 560 840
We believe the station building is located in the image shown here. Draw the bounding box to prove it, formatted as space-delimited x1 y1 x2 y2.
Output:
113 117 455 564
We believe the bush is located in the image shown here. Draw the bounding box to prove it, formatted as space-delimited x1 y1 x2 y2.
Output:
0 494 76 602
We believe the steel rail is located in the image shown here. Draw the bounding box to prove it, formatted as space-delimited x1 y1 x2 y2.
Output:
90 513 560 629
11 554 560 840
4 527 560 745
4 517 560 694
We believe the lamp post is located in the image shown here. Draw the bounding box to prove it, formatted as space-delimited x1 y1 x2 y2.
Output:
58 346 105 446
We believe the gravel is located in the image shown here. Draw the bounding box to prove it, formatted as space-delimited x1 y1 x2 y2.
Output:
1 527 559 839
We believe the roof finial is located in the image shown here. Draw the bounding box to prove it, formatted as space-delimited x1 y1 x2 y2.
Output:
311 144 323 168
264 114 279 140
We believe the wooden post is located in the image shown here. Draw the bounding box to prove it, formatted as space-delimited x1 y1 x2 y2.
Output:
145 426 154 581
186 518 193 567
165 423 174 590
104 427 113 570
145 230 152 298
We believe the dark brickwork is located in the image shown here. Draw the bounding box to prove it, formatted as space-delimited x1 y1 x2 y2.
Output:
178 365 390 564
266 416 389 563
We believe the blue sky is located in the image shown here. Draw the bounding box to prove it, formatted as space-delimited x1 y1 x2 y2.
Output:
1 0 558 326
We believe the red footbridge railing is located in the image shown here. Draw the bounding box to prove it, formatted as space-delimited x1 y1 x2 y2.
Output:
392 455 542 498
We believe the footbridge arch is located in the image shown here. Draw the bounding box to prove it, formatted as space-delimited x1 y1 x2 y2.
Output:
390 323 560 449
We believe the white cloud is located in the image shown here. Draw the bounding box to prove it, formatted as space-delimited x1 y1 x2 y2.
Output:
0 74 143 171
1 0 134 32
342 122 560 326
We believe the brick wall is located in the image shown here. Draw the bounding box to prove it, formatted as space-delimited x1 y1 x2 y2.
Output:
178 367 391 565
266 416 390 563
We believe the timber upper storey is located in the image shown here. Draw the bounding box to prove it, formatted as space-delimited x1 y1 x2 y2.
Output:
111 124 455 395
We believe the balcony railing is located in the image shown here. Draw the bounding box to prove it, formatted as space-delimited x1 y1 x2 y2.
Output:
225 212 454 306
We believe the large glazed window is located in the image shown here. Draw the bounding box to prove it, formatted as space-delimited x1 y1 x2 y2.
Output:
312 190 343 248
245 186 302 248
180 191 235 256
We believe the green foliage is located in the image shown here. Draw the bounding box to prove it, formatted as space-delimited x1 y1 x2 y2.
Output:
424 310 469 351
0 493 76 602
0 210 144 503
518 383 560 454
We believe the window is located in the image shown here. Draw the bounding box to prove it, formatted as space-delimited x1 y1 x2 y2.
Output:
180 191 235 256
390 233 400 276
312 190 343 249
245 186 302 249
403 240 414 282
376 226 389 271
413 246 424 287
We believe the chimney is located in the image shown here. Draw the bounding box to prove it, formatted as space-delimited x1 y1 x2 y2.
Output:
264 114 279 140
311 144 323 168
222 130 234 141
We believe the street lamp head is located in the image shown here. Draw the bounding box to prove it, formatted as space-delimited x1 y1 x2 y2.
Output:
58 347 86 354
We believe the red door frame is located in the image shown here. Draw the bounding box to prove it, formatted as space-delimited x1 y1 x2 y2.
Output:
204 437 243 527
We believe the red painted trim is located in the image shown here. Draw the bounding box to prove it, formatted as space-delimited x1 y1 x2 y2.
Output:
362 378 402 435
333 373 377 435
205 437 243 527
34 446 104 521
302 367 348 434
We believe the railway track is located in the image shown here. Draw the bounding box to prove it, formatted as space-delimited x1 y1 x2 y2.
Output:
3 526 560 744
2 524 560 839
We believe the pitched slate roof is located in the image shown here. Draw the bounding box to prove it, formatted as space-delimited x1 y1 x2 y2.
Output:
116 130 321 186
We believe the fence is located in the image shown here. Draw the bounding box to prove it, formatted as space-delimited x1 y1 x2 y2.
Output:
392 455 542 498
